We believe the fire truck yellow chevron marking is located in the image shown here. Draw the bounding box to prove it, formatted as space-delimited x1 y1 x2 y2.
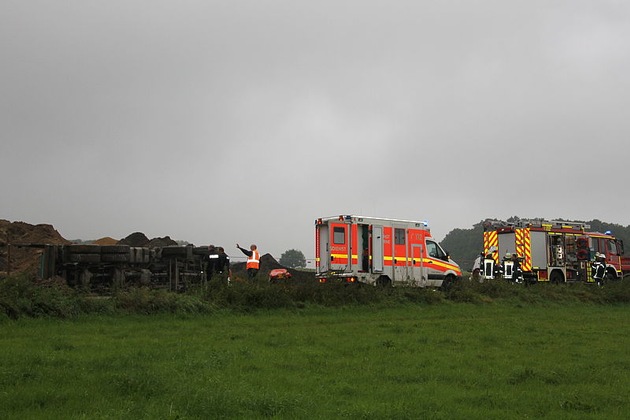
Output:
515 228 532 271
484 231 499 263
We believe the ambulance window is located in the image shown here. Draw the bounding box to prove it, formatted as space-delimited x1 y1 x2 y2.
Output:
333 227 345 244
394 228 405 245
427 240 446 260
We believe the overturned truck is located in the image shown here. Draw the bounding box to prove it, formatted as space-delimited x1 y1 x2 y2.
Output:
29 243 212 292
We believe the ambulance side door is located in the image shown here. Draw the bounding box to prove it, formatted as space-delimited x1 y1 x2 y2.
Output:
371 225 384 273
411 244 427 286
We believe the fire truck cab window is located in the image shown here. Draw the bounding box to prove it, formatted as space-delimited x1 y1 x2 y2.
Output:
394 228 405 245
607 239 617 255
333 227 345 244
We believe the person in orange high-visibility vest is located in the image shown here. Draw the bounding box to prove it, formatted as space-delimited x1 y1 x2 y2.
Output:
237 243 260 279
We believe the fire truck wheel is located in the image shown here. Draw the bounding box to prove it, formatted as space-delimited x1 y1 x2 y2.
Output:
549 271 564 284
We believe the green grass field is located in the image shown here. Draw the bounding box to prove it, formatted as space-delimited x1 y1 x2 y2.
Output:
1 302 629 419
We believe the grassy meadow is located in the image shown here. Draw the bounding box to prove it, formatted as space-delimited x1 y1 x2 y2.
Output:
2 299 630 419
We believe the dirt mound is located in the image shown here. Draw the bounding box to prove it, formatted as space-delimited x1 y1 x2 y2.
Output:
147 236 178 248
117 232 177 248
93 237 118 245
117 232 150 247
0 220 70 275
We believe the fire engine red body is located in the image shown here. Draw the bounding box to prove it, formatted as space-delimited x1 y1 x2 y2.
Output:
482 219 630 283
315 215 461 287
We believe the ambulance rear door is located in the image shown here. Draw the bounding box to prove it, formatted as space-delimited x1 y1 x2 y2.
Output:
316 222 330 273
329 221 351 272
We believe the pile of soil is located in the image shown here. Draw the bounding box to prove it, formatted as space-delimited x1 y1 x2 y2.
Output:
117 232 177 248
0 220 70 275
93 237 118 246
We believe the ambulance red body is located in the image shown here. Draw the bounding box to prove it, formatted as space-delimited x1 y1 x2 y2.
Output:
315 215 461 287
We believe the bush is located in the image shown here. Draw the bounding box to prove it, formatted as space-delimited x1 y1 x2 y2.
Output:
0 275 81 319
2 273 629 319
114 288 211 314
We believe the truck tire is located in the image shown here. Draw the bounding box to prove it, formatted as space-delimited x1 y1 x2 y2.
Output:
550 271 564 284
68 254 101 263
67 245 101 254
161 246 188 257
605 269 617 282
376 275 391 287
440 274 455 291
101 245 130 254
193 246 210 256
101 253 130 263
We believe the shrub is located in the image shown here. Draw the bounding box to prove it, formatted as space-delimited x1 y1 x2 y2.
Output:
114 288 211 314
0 274 81 318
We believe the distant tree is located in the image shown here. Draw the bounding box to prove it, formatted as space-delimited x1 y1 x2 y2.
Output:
440 222 485 271
279 249 306 268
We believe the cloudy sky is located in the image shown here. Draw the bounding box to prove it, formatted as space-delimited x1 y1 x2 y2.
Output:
2 1 629 263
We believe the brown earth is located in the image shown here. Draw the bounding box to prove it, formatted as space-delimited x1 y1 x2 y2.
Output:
93 237 118 246
0 219 70 275
1 220 314 283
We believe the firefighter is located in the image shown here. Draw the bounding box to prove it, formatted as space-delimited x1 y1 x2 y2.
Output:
471 252 484 282
237 243 260 279
215 246 231 285
205 245 218 282
592 252 606 286
512 253 524 284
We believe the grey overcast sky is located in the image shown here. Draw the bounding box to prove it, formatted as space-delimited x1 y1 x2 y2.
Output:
2 1 629 263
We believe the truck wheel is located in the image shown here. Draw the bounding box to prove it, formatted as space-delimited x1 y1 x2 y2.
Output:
101 253 130 262
67 245 101 254
68 254 101 263
441 275 455 291
101 245 130 254
550 271 564 284
376 276 391 287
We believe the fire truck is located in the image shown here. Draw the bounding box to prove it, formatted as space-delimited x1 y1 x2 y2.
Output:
315 215 461 287
482 218 629 284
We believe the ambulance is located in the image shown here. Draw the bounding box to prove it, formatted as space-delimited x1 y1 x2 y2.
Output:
315 215 461 287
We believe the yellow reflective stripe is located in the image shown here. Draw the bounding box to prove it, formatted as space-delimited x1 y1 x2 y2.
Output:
383 256 458 271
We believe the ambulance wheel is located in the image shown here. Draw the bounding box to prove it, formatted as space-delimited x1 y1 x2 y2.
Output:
441 275 455 291
376 276 391 287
